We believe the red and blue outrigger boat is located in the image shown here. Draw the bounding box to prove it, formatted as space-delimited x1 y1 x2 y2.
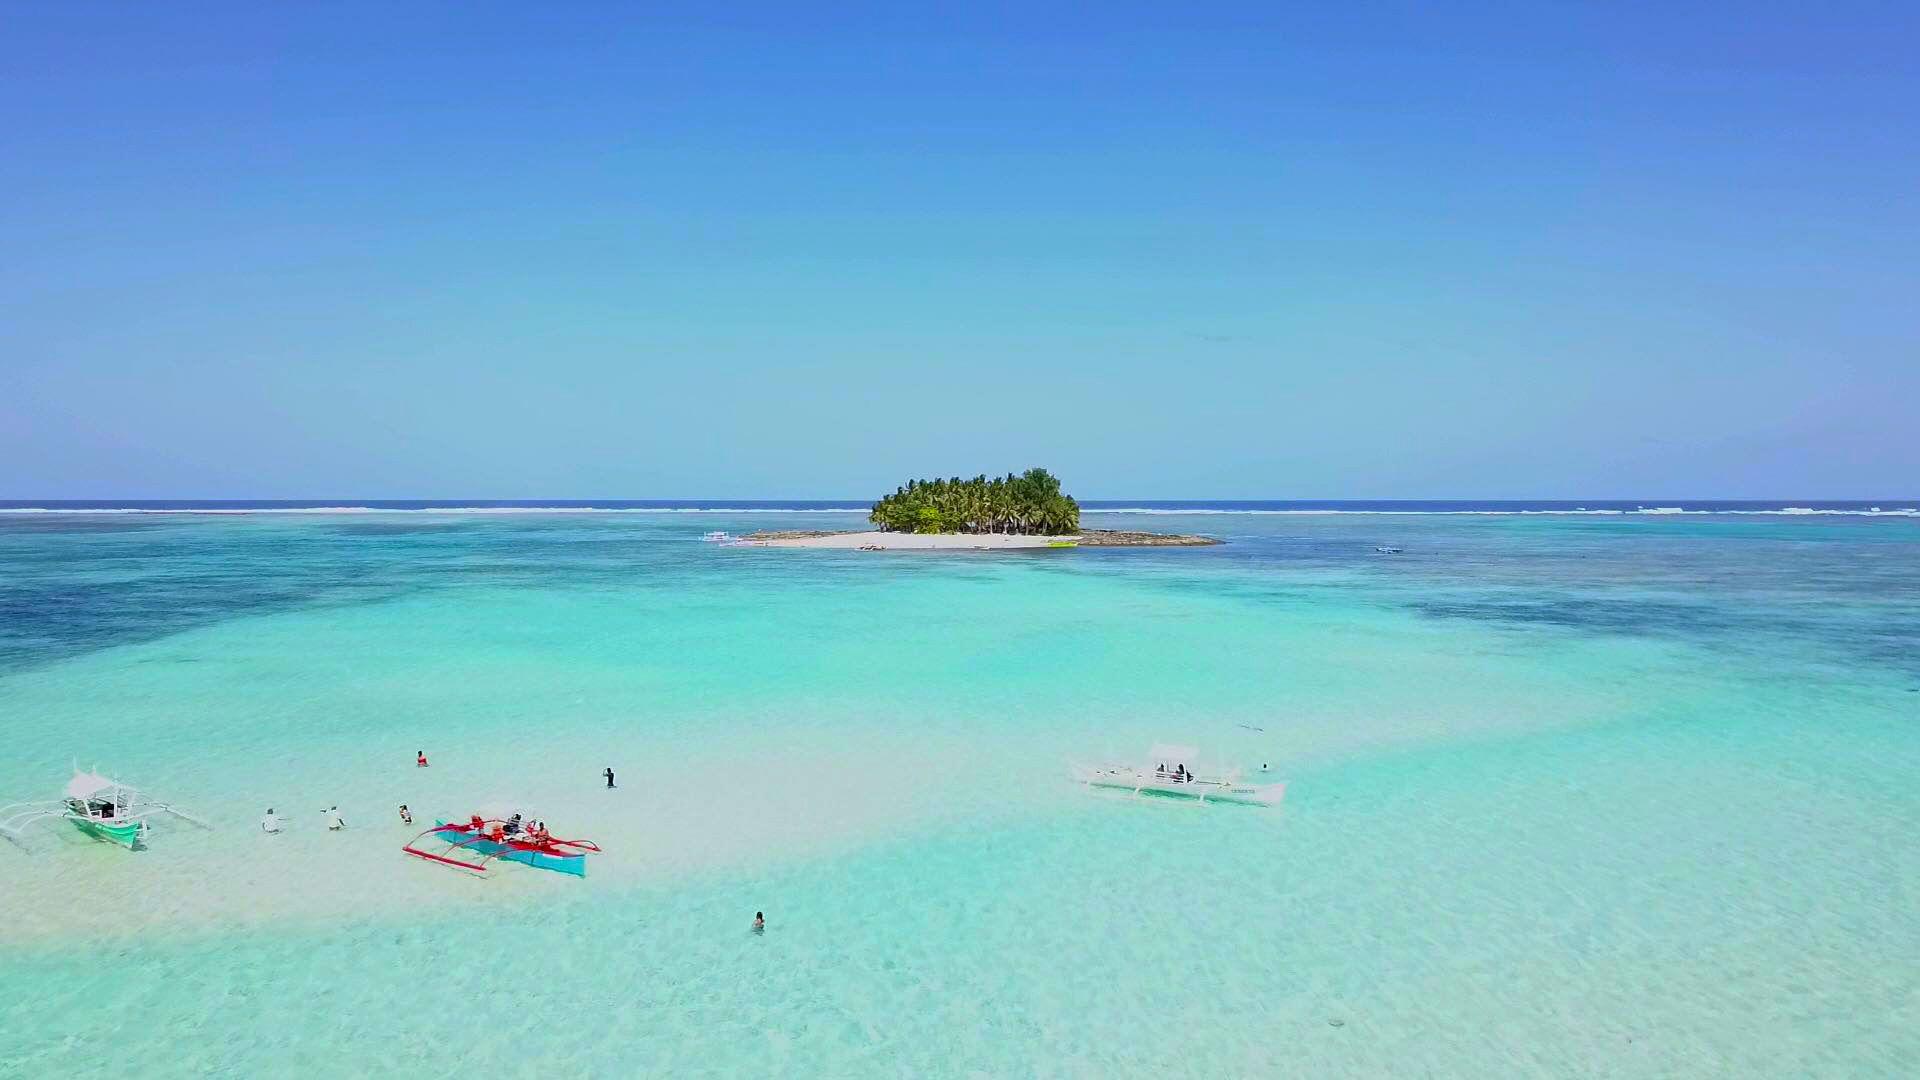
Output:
402 814 601 877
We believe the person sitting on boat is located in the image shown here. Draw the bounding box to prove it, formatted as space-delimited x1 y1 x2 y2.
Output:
504 813 523 836
1156 763 1167 778
261 808 282 833
489 822 506 842
469 814 485 832
1175 764 1188 782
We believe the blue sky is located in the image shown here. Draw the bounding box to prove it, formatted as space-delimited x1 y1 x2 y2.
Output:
3 4 1915 498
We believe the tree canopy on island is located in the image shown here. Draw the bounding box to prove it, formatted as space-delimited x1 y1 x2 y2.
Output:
870 468 1081 535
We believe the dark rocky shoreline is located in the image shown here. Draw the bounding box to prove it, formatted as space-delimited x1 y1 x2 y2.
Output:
1073 529 1222 546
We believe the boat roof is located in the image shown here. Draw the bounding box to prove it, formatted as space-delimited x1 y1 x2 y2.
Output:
65 770 125 800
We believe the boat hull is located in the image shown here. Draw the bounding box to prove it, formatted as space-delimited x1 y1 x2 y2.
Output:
414 822 589 876
466 835 587 876
1074 768 1286 807
68 815 145 849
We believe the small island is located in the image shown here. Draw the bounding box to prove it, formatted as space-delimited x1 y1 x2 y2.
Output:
744 469 1221 549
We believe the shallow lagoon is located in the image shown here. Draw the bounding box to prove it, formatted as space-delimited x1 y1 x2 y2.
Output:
2 509 1916 1076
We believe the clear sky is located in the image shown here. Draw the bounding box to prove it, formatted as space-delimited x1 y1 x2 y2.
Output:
3 4 1915 499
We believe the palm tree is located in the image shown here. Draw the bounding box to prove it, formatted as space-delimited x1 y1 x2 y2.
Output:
867 468 1078 535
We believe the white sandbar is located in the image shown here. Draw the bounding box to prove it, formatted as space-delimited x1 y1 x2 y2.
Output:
747 531 1077 550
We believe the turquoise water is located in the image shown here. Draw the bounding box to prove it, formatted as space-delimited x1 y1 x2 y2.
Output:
1 510 1916 1076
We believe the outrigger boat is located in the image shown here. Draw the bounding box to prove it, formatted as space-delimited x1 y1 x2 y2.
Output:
402 814 601 877
1071 743 1286 807
0 766 210 851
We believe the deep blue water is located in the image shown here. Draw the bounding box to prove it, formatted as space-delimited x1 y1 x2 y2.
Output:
4 503 1916 681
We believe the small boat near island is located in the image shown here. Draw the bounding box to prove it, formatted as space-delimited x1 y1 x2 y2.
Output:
403 813 602 877
0 767 210 851
701 530 733 543
1071 744 1286 806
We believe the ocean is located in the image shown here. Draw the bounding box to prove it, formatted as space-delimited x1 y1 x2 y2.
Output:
1 503 1915 1076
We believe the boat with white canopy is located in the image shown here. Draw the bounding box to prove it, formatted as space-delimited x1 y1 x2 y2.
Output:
0 766 210 851
1071 743 1286 806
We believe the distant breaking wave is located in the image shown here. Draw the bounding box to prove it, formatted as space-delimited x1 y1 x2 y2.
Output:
0 505 872 515
1081 506 1920 517
2 502 1916 517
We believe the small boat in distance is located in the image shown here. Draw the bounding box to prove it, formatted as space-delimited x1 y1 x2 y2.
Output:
1374 545 1403 554
0 767 210 851
701 531 732 543
1071 744 1285 807
402 814 602 877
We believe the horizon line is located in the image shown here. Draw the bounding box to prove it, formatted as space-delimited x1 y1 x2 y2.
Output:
5 497 1917 505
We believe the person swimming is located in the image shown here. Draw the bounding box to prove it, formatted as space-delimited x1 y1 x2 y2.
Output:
261 808 282 833
416 751 429 768
752 911 765 933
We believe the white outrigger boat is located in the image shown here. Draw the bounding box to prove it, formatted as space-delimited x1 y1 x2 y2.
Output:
701 530 733 543
0 766 210 851
1071 744 1286 807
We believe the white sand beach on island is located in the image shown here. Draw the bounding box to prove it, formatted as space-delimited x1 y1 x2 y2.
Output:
748 531 1078 549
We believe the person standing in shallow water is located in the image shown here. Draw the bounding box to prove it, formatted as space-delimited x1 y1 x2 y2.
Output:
416 751 429 768
604 767 615 789
752 912 765 933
